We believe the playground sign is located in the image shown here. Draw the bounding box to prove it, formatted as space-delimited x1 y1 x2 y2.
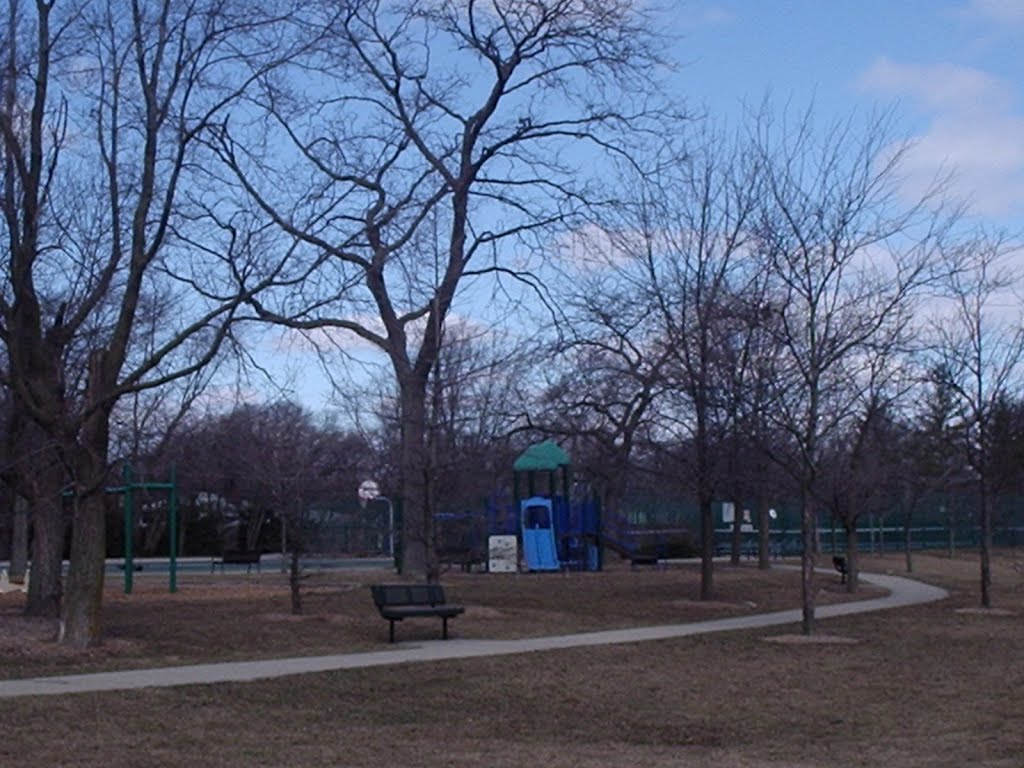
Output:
488 535 518 573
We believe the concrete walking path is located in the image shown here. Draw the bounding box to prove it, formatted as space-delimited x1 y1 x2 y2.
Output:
0 569 948 699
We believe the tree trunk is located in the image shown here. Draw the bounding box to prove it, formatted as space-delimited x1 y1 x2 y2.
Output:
903 507 914 574
729 503 742 565
61 490 108 647
757 502 771 570
979 483 992 609
25 485 65 618
844 522 860 593
0 484 11 562
10 494 29 583
289 547 302 615
398 382 436 582
800 485 816 635
61 350 113 648
699 493 715 600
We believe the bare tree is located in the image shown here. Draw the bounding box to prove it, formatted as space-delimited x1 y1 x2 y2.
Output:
609 128 764 599
819 379 903 591
217 0 672 579
712 285 785 570
930 232 1024 608
0 0 287 645
753 107 952 633
540 243 673 516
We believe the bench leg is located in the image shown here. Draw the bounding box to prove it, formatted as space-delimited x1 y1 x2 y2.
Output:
389 620 396 644
442 617 449 640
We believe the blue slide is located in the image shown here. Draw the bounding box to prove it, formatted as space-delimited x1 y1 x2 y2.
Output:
522 528 560 571
521 497 560 571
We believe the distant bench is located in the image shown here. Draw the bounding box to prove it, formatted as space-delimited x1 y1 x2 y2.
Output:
211 550 262 574
833 555 848 584
629 554 661 569
370 584 465 643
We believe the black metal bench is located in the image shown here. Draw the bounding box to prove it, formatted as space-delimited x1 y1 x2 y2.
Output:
211 550 262 574
370 584 465 643
833 555 848 584
629 554 661 569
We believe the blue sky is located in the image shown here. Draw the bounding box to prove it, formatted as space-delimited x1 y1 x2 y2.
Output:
236 0 1024 414
674 0 1024 224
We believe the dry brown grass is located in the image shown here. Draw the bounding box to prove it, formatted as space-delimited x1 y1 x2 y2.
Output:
1 551 1022 768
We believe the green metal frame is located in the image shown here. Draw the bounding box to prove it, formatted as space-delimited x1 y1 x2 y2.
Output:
116 463 179 595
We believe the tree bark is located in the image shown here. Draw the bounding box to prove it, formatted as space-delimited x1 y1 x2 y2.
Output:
25 486 64 618
903 507 914 574
979 482 992 609
729 504 742 565
10 494 29 583
289 548 302 615
61 491 108 647
757 503 771 570
699 493 715 600
398 381 437 582
844 522 860 593
800 485 816 635
60 350 113 648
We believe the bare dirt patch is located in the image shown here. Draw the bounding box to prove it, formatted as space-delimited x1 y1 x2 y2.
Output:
2 552 1023 768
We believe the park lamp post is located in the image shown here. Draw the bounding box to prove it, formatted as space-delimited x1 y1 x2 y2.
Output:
359 479 395 566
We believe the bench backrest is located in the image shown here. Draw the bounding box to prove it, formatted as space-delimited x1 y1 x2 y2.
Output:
222 551 261 563
371 583 447 608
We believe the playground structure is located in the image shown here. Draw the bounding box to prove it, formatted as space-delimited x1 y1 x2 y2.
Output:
434 439 698 572
432 440 602 572
511 441 601 572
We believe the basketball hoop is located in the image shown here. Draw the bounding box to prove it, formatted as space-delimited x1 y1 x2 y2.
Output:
358 479 380 510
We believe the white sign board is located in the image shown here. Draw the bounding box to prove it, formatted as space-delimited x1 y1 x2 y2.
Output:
721 502 735 524
358 479 380 501
488 535 518 573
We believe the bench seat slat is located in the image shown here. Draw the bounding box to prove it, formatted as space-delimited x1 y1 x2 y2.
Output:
379 605 464 619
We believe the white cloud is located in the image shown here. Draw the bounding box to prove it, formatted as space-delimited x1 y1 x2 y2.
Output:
858 57 1024 218
555 223 642 272
963 0 1024 23
698 7 735 26
859 57 1011 114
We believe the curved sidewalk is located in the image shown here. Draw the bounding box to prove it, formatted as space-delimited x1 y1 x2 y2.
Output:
0 570 947 699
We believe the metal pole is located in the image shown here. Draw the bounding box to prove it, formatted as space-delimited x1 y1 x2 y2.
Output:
123 463 134 595
379 496 395 561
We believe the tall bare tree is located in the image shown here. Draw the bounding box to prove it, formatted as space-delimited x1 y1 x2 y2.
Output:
753 107 952 633
819 380 902 591
595 127 764 599
218 0 672 579
0 0 287 645
930 232 1024 608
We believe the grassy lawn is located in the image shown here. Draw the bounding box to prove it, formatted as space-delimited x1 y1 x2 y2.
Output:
1 551 1021 767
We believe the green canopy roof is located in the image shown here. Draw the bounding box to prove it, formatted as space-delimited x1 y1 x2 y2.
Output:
513 440 570 472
